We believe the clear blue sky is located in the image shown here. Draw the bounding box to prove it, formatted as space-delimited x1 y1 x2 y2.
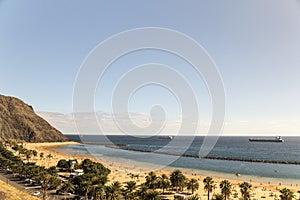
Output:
1 1 300 134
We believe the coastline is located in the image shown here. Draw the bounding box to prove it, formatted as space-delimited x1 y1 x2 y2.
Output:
106 144 300 165
24 141 300 199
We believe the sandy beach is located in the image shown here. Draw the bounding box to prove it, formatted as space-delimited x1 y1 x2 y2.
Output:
24 142 300 200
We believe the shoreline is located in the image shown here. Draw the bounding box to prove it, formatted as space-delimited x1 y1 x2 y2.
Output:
57 143 300 185
24 141 300 199
106 144 300 165
28 142 300 185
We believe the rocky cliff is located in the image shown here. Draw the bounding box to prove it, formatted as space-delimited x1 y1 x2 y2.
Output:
0 94 68 142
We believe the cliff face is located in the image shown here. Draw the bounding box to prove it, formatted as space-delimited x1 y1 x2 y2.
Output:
0 94 68 142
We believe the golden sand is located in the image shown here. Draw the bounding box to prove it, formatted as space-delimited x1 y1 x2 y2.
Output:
23 142 300 200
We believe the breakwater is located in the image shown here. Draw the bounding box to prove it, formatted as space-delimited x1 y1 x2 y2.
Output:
105 144 300 165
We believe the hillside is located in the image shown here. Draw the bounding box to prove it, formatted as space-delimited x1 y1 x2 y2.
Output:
0 94 68 142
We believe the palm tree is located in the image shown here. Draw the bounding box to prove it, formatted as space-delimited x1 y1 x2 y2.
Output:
39 174 61 200
145 171 158 189
11 164 22 177
219 180 232 200
128 173 135 180
213 194 224 200
45 154 53 167
46 154 53 160
62 181 75 194
39 152 44 160
124 181 137 200
187 195 200 200
145 189 161 200
47 166 57 175
279 188 295 200
18 146 26 157
158 174 170 193
82 175 106 199
22 163 41 179
137 185 148 199
239 182 252 200
187 178 199 194
32 150 38 158
81 180 92 200
170 169 186 192
203 176 215 200
105 181 122 200
91 183 105 199
24 150 32 162
125 180 137 192
134 174 140 180
213 184 217 195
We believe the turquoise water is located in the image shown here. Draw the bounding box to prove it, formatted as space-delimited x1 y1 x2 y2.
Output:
58 135 300 180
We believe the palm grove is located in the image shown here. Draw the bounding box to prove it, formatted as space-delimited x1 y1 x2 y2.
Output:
0 141 296 200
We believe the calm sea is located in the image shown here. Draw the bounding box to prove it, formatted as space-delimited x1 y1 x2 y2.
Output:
58 135 300 180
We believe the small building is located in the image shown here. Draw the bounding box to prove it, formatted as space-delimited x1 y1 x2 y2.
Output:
70 169 84 178
74 169 84 175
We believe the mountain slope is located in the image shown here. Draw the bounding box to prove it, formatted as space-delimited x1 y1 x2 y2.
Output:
0 94 68 142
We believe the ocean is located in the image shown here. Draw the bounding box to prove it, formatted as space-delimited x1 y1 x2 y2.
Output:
57 135 300 181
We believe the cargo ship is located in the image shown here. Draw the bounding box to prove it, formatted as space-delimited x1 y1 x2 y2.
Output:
159 135 174 140
249 136 284 143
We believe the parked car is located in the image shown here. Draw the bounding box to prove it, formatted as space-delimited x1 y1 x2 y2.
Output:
174 194 186 200
33 191 40 196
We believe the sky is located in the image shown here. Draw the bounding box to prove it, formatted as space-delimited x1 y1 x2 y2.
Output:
1 1 300 135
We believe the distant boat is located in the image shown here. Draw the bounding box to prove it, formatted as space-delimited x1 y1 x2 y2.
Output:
249 136 284 143
159 135 174 140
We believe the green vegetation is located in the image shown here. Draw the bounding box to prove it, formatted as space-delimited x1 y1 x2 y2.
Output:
0 140 297 200
203 176 215 200
170 169 186 192
124 181 137 200
0 94 68 142
0 142 60 200
187 178 199 194
187 195 200 200
279 188 295 200
105 181 122 200
213 194 224 200
145 171 158 189
219 180 232 200
56 158 70 169
158 174 170 193
239 182 252 200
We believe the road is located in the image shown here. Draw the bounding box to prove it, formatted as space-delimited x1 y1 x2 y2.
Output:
0 171 41 197
0 170 79 200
